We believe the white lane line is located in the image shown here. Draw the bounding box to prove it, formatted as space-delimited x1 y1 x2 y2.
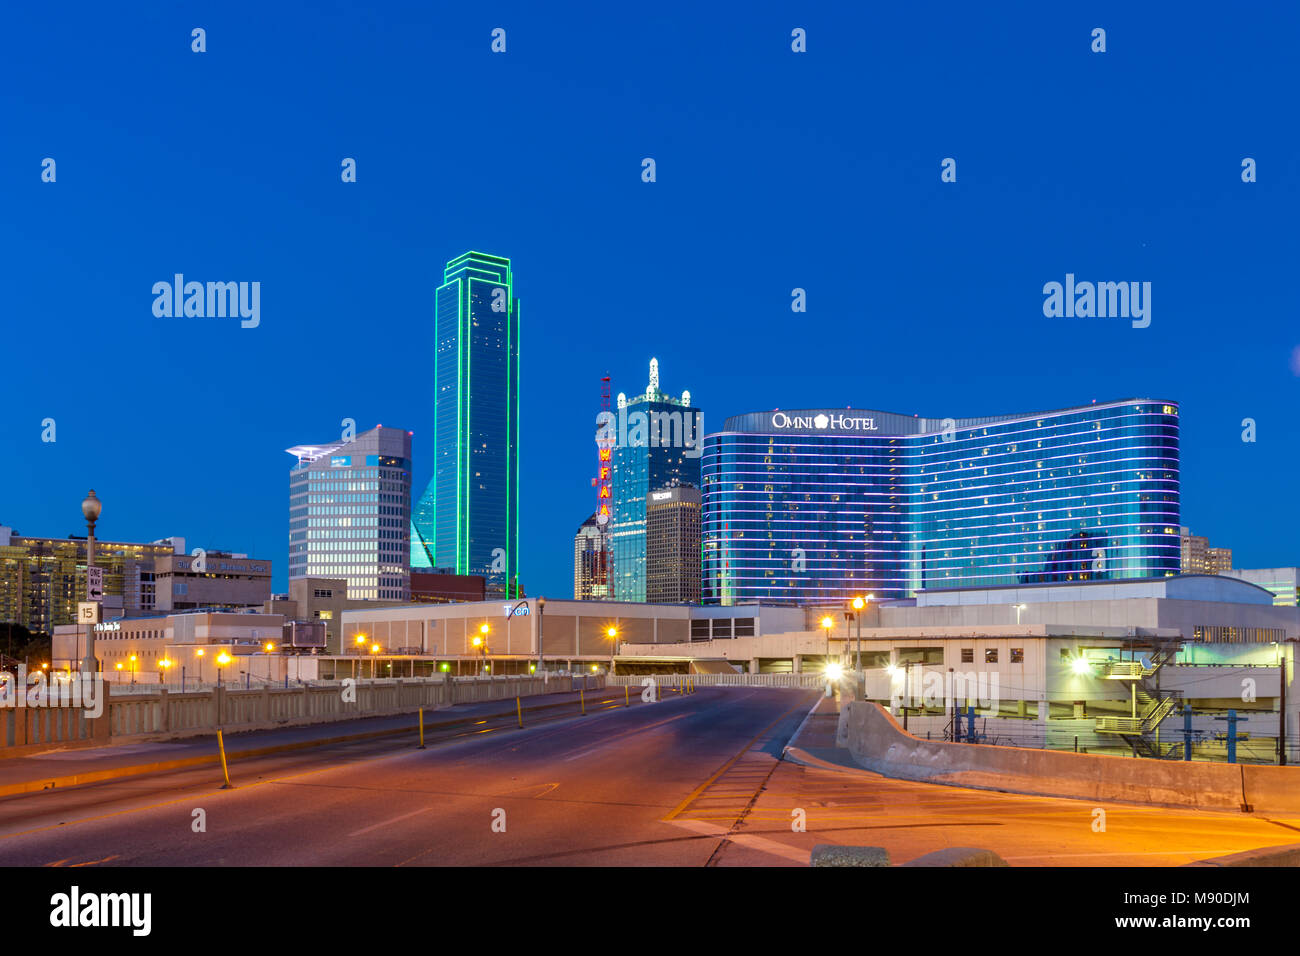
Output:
667 818 809 865
560 712 693 762
349 806 433 837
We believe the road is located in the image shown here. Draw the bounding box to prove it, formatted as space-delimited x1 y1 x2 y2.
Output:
1 687 1298 866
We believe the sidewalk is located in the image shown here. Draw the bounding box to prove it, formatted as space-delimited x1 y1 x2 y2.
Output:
0 687 621 798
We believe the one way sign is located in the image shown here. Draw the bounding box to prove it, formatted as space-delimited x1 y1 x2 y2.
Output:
87 566 103 602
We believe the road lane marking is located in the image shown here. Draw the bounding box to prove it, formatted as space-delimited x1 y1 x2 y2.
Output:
667 818 808 865
561 713 693 761
663 695 813 822
349 807 434 837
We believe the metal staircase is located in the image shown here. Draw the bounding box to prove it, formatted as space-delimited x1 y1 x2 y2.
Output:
1095 640 1183 757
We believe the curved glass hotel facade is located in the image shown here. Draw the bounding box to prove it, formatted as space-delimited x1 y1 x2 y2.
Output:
701 400 1180 605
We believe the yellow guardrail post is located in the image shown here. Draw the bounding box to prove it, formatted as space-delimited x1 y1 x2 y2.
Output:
517 696 523 728
580 688 586 715
625 685 630 707
418 707 426 749
217 729 232 789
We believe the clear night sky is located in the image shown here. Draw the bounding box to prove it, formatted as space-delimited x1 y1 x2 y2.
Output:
2 2 1296 596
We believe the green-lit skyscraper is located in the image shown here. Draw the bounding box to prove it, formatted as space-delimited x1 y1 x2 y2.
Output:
412 252 521 598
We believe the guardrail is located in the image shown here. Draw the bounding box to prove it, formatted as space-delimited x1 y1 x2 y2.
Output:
607 673 826 689
1 674 605 753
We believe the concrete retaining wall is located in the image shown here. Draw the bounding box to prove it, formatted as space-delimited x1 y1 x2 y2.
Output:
840 701 1300 814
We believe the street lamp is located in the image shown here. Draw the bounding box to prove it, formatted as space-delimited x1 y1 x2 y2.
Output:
159 658 172 686
264 642 275 681
820 616 835 695
216 651 231 688
370 643 381 679
129 654 137 686
476 623 491 674
848 594 873 701
1014 603 1027 626
605 625 619 675
195 648 205 686
79 490 102 676
354 634 367 681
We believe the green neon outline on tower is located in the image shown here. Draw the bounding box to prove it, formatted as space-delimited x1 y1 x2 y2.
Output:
413 252 521 598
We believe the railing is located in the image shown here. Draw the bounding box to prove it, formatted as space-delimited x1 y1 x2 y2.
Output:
0 674 606 752
607 673 826 689
1102 661 1149 680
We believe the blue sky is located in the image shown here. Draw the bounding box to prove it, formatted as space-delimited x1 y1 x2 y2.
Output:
2 1 1297 595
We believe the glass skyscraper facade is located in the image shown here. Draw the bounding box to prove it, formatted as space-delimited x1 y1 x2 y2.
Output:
609 358 702 602
412 252 521 599
287 425 412 601
702 400 1181 605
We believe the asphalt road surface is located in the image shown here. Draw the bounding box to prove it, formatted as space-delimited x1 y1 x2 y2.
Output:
1 687 1297 866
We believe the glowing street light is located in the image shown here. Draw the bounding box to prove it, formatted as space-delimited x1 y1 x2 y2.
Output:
605 625 619 675
196 647 205 685
216 651 231 688
475 624 490 674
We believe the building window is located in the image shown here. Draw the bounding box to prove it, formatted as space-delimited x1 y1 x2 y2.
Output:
733 618 755 637
985 649 999 664
1010 648 1024 663
960 648 974 663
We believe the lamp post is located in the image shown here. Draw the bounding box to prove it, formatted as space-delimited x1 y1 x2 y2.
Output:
1014 603 1027 626
354 634 366 681
79 490 102 676
264 642 275 681
819 616 834 696
474 623 490 674
216 651 231 688
129 654 137 686
195 648 205 685
606 626 619 675
370 643 381 679
849 595 872 701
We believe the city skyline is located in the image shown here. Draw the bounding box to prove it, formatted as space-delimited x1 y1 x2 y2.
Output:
1 4 1296 601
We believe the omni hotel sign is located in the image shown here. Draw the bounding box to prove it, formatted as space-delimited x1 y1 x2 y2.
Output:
770 411 878 432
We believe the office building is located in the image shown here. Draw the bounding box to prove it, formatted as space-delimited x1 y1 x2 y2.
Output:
574 513 611 601
154 551 272 612
1225 567 1300 607
412 251 521 599
0 529 265 633
609 358 703 602
645 484 701 604
0 528 179 633
1181 527 1233 574
287 424 413 602
702 399 1181 605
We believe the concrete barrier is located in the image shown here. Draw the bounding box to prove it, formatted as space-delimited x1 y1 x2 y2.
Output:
839 701 1300 814
810 845 890 867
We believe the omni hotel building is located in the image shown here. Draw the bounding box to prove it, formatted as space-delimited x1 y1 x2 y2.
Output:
701 399 1181 605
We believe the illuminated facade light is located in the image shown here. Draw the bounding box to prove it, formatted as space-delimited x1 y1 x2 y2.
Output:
702 400 1181 605
412 252 521 599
